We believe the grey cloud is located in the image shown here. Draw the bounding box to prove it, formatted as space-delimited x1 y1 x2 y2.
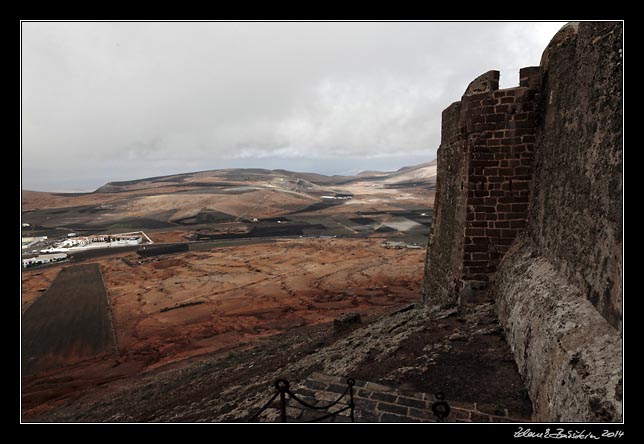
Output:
21 21 564 191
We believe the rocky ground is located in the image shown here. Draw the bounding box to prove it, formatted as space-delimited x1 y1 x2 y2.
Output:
24 302 532 422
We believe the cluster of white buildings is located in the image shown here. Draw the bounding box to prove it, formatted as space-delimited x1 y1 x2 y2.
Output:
21 231 153 268
40 231 150 254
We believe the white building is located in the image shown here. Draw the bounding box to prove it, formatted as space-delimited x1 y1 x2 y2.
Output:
41 233 144 253
21 236 48 249
22 253 67 268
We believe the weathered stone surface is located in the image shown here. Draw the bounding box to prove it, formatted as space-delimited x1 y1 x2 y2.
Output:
464 70 500 96
422 102 468 304
530 21 623 331
333 312 361 331
495 237 622 422
493 21 623 422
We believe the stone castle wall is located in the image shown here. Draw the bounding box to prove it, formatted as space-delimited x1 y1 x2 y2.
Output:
423 68 542 304
527 22 623 332
422 21 623 421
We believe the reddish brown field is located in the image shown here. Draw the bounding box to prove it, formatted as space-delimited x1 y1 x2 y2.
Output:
146 230 191 243
110 238 423 364
21 237 425 416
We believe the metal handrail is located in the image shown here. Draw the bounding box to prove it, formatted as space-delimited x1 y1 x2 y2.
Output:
247 378 355 423
247 378 450 423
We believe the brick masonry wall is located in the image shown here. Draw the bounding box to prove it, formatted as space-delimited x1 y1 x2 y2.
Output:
461 72 540 301
423 68 541 304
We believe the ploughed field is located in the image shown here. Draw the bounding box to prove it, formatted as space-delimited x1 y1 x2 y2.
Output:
22 264 115 375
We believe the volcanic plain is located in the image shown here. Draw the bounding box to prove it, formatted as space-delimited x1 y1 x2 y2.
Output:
21 162 436 418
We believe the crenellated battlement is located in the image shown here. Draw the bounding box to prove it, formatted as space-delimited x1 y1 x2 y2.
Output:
422 66 541 304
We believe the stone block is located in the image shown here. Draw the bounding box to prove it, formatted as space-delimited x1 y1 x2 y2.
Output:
486 113 505 123
377 402 409 416
355 388 371 399
465 228 485 236
364 381 395 392
327 383 349 394
305 380 328 391
379 413 410 423
354 398 377 413
470 412 492 422
408 407 437 421
476 403 508 416
370 392 397 403
397 396 427 409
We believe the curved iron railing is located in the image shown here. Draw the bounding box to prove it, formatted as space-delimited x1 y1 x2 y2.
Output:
247 378 451 423
247 378 355 423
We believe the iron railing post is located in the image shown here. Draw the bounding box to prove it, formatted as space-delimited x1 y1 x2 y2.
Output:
275 379 289 423
347 378 355 423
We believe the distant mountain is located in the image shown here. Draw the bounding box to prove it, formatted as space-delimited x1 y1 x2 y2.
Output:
395 159 437 173
22 161 437 240
88 161 437 194
382 160 437 184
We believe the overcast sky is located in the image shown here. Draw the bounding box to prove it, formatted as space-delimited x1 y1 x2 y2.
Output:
21 21 564 192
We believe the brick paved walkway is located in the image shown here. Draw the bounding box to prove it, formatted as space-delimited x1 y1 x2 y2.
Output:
269 372 532 423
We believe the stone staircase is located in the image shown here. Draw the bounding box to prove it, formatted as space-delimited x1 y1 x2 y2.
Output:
277 372 533 423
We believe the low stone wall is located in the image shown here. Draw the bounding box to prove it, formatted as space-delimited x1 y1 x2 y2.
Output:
494 236 622 422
